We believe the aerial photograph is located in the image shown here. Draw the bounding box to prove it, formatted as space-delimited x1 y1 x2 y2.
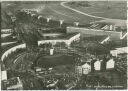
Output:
1 0 127 90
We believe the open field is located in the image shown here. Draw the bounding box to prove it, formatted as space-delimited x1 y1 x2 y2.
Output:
2 1 126 27
66 1 127 20
37 54 75 68
38 2 101 24
2 1 102 26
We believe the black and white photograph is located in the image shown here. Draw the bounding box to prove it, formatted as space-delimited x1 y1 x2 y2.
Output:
0 0 127 90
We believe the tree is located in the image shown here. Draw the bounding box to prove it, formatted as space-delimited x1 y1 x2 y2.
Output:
15 21 42 51
1 10 12 29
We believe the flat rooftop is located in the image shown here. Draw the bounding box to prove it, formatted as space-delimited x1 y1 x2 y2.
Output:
94 19 127 29
82 34 108 42
40 32 79 40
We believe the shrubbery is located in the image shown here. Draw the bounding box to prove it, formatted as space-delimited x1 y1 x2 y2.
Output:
115 54 127 74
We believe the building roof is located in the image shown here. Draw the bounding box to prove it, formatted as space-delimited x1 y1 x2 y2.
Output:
2 71 7 81
81 63 91 68
58 32 80 40
94 19 126 29
82 35 108 43
114 47 127 54
40 32 80 40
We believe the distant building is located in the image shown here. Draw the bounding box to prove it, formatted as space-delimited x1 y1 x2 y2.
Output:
100 36 110 44
81 63 91 75
11 16 16 22
34 67 46 72
110 47 127 57
38 33 80 46
35 67 42 72
2 71 7 81
94 60 102 71
1 34 11 38
75 63 91 75
1 29 12 34
106 58 115 69
75 66 83 76
50 48 54 55
21 8 38 12
67 18 127 41
6 77 23 90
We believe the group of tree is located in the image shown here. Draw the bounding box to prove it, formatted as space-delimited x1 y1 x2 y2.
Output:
1 10 12 29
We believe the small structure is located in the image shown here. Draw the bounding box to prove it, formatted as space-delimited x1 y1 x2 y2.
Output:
59 20 64 27
74 22 79 27
100 36 110 44
47 17 51 23
1 29 12 34
94 60 101 71
50 48 54 55
110 47 127 57
1 34 11 38
35 67 42 72
38 33 80 47
75 66 83 76
109 25 114 30
35 67 46 72
6 77 23 90
106 58 115 69
81 63 91 75
75 63 91 75
11 16 16 22
21 8 38 12
2 71 7 81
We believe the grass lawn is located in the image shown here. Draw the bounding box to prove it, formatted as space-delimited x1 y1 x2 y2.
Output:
2 1 101 25
66 1 127 20
39 3 101 24
37 54 75 68
53 64 75 74
2 1 126 27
